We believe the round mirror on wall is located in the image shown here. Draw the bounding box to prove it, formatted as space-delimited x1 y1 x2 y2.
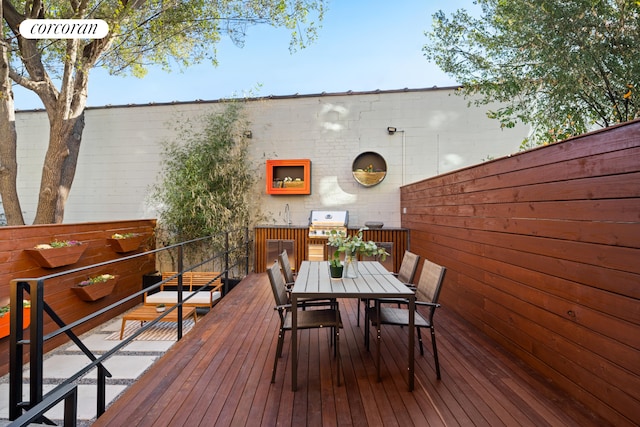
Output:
352 152 387 187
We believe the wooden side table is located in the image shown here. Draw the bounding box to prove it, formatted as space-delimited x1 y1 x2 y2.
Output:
120 305 197 340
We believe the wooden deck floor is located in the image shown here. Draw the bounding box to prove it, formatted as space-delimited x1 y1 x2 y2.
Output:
93 273 607 427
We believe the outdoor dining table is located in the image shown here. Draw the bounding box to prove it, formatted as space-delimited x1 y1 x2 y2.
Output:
290 260 416 391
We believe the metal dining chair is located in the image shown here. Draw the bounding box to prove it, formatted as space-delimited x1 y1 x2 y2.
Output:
367 257 446 380
278 250 335 309
358 250 420 326
278 249 297 289
267 261 343 385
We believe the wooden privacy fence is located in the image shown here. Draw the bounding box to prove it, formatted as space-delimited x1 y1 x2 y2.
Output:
400 119 640 426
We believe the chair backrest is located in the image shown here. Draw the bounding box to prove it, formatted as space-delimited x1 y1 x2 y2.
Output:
267 261 289 307
397 251 420 284
161 271 221 291
161 272 193 291
415 258 446 305
278 250 295 284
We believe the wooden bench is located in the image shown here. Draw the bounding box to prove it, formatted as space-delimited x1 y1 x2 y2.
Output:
144 272 223 309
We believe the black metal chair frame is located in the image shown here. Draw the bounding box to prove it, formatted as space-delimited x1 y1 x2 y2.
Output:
367 258 446 380
267 261 342 385
357 250 420 326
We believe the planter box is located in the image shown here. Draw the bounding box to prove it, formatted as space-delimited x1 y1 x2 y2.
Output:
0 307 30 339
108 235 145 253
71 276 118 302
24 244 87 269
329 265 344 278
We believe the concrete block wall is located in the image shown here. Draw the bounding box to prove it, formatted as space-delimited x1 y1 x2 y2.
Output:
14 88 529 227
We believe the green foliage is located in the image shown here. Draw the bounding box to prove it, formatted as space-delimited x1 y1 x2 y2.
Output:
78 274 115 287
423 0 640 146
0 300 30 318
151 101 262 252
111 233 138 239
1 0 326 226
5 0 326 78
327 229 389 262
39 240 82 248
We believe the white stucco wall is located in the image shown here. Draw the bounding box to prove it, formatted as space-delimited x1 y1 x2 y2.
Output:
13 87 529 227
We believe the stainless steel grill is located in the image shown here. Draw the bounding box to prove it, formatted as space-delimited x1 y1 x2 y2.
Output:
308 210 348 238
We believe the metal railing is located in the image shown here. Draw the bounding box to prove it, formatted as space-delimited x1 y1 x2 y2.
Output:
7 227 253 426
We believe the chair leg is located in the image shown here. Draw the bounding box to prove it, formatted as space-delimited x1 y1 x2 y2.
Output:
357 298 368 327
363 299 371 348
332 326 337 356
416 327 424 356
431 326 441 380
336 322 341 386
364 312 370 351
376 323 382 382
272 328 286 383
276 327 286 358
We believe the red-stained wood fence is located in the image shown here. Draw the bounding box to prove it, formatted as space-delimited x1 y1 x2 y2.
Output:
0 219 157 376
400 119 640 426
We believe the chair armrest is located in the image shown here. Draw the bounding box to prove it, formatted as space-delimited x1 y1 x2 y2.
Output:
416 301 441 308
297 300 338 308
208 282 223 292
375 299 439 309
375 297 410 305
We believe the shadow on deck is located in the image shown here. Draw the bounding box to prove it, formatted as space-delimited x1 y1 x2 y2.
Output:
93 273 607 426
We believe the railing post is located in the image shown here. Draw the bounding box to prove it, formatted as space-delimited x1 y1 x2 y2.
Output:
97 364 107 416
63 386 78 427
10 279 46 421
244 226 250 276
9 280 26 420
177 245 184 340
224 231 230 295
26 280 46 420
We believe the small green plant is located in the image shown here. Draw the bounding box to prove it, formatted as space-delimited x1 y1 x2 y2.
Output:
329 253 342 267
0 300 30 318
78 274 115 287
111 233 138 239
327 229 389 260
34 240 82 249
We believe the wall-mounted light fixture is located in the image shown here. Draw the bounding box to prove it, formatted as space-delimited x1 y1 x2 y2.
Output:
387 126 406 185
243 130 253 139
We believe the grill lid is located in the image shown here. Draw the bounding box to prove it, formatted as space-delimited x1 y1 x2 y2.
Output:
309 210 349 227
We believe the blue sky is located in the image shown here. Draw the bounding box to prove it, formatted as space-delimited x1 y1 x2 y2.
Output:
13 1 477 110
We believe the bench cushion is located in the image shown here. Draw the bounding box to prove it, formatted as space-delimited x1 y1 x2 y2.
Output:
145 291 221 306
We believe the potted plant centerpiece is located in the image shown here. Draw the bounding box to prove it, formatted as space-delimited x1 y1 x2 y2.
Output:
327 229 389 278
24 240 87 268
71 274 118 302
107 232 145 253
328 253 344 279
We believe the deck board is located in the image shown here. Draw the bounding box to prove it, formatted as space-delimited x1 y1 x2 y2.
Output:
92 273 609 427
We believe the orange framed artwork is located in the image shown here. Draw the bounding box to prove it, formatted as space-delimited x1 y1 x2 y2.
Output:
266 159 311 195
